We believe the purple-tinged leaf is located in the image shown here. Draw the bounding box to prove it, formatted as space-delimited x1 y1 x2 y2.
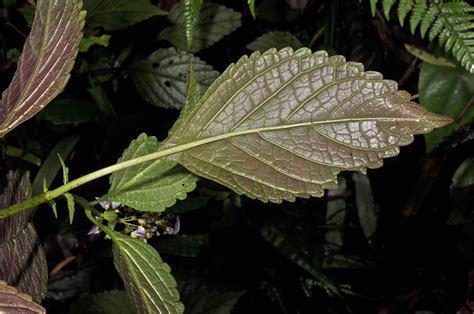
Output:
0 280 46 314
0 171 48 303
0 0 86 137
164 48 453 203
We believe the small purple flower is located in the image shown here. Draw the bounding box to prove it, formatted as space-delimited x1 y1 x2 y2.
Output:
99 200 121 210
87 225 100 235
134 229 146 238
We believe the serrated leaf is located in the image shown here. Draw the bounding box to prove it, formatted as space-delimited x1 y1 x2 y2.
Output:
246 31 303 52
103 226 184 313
0 281 46 314
0 171 47 303
70 290 133 314
129 47 218 109
0 0 85 137
83 0 166 31
159 2 241 53
64 193 75 224
108 133 198 212
163 48 452 203
185 0 203 50
419 62 474 152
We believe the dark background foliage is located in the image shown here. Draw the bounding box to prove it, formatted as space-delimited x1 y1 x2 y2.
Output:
0 0 473 313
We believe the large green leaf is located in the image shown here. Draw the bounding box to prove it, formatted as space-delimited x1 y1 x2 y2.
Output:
83 0 165 31
158 2 241 53
0 0 86 137
179 284 244 314
105 226 184 313
419 62 474 151
162 48 451 203
246 31 303 52
108 133 198 212
129 48 218 109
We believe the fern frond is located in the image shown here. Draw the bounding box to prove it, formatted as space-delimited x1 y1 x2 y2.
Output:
370 0 474 73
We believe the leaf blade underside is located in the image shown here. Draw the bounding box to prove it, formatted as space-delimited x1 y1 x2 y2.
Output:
0 0 86 137
164 48 452 203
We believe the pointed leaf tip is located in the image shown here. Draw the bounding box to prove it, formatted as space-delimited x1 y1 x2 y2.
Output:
0 0 86 137
164 47 453 203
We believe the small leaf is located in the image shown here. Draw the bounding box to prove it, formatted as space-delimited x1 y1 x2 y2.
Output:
58 154 69 184
163 48 452 203
246 31 303 52
452 158 474 189
18 4 35 27
70 290 133 314
352 172 377 239
404 43 455 68
159 2 242 53
108 133 198 212
0 281 46 314
154 234 209 257
32 136 79 196
184 0 202 50
103 226 184 313
83 0 166 31
0 0 86 137
129 47 218 109
37 98 98 125
419 62 474 151
248 0 256 19
79 34 111 53
64 193 75 224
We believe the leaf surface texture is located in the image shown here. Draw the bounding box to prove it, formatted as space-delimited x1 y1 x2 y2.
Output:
0 0 86 137
164 48 451 203
108 133 198 211
129 48 218 109
107 227 184 313
159 2 241 53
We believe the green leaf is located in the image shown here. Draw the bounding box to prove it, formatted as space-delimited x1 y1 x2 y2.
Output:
452 158 474 189
246 31 303 52
70 290 133 314
32 136 79 196
83 0 166 31
79 34 111 53
129 47 218 109
18 4 35 27
0 281 46 314
58 154 69 184
108 133 198 212
248 0 256 19
0 0 86 137
37 99 98 125
184 0 202 50
352 172 377 240
103 226 184 313
419 62 474 151
64 193 75 224
163 48 452 203
158 2 241 53
404 43 455 68
154 234 209 257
